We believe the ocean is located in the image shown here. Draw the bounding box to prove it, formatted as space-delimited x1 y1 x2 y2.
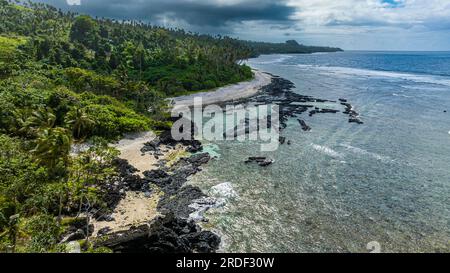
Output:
189 51 450 253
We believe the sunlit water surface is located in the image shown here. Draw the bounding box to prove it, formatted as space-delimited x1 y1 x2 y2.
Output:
188 52 450 253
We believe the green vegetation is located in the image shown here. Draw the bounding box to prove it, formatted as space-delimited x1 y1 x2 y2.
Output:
0 0 255 252
242 40 342 57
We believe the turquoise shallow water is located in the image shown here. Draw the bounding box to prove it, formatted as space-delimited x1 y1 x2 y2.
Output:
189 52 450 253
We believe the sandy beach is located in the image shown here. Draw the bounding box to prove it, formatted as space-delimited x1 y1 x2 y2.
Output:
92 132 181 234
171 70 272 108
91 71 273 236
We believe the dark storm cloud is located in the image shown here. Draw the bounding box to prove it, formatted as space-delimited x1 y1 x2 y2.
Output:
34 0 296 27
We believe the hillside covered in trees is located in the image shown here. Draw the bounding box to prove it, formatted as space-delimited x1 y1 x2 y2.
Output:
0 0 255 252
243 40 343 57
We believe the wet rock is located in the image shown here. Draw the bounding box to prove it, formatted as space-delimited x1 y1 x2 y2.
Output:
309 110 319 117
189 197 225 222
341 102 363 124
298 119 311 131
321 109 339 114
310 109 339 116
245 157 273 167
258 159 274 167
349 118 364 124
248 156 267 161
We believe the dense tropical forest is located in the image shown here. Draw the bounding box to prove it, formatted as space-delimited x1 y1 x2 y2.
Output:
0 0 255 253
0 0 341 252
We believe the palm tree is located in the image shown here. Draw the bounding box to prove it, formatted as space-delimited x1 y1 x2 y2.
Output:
19 107 56 137
64 107 95 140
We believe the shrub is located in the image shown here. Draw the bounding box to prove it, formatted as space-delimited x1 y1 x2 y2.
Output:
21 214 62 253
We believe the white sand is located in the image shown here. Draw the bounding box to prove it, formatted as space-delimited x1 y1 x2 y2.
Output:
92 132 165 235
114 131 160 177
92 191 161 236
92 132 188 235
170 70 272 108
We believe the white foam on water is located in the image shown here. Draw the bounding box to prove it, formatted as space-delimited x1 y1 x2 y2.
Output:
311 144 344 159
392 93 414 98
295 64 450 87
340 144 393 163
209 182 238 199
189 197 226 222
399 85 445 91
250 55 293 65
188 182 238 222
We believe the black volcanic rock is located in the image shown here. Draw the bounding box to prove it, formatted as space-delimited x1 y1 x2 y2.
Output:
245 157 273 167
298 119 311 131
158 186 206 219
94 214 220 253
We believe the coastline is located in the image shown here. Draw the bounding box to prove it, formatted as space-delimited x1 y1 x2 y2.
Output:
73 54 375 253
171 70 273 108
85 73 275 252
86 65 364 252
90 127 219 252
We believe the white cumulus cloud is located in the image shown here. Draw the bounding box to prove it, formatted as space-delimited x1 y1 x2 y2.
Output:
66 0 81 6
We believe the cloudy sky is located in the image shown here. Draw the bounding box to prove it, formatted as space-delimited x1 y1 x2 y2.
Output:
34 0 450 51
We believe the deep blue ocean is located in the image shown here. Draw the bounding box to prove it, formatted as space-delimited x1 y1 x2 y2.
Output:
189 51 450 253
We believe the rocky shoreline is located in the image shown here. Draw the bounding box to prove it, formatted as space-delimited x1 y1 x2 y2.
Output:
220 74 363 147
91 124 222 253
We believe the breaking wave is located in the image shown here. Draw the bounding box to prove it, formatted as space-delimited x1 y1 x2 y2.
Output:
311 144 344 159
295 64 450 87
340 144 393 163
